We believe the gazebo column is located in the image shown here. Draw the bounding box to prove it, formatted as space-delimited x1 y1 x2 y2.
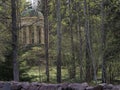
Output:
26 26 30 45
21 28 24 45
34 26 38 44
41 27 44 44
18 30 21 44
29 28 32 44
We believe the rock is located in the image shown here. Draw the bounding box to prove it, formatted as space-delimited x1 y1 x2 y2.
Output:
86 86 94 90
112 85 120 90
0 81 119 90
39 85 48 90
11 82 22 90
31 82 42 86
47 84 60 90
39 84 60 90
81 82 89 87
103 84 113 90
0 81 4 88
93 85 103 90
2 83 11 90
99 83 107 87
58 87 62 90
61 83 69 90
68 83 88 90
21 82 30 90
29 85 39 90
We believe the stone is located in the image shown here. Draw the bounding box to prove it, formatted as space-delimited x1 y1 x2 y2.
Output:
112 85 120 90
81 82 89 87
68 83 88 90
99 83 107 87
2 83 11 90
29 85 39 90
0 82 4 88
47 84 59 90
86 86 94 90
58 87 62 90
0 81 120 90
21 82 30 90
103 84 113 90
31 82 39 86
11 82 22 90
93 85 103 90
61 83 70 90
39 85 48 90
39 84 60 90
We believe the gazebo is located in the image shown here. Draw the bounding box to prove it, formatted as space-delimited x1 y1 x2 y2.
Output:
19 6 44 46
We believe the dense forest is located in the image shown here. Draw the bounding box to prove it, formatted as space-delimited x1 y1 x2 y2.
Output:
0 0 120 84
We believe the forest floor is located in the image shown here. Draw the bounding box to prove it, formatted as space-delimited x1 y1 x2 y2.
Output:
27 66 103 84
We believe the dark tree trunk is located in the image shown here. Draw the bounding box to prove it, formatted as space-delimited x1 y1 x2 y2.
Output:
77 1 83 81
56 0 62 83
11 0 19 81
84 0 91 82
101 0 106 83
69 23 76 79
43 0 50 82
84 0 97 83
69 0 76 79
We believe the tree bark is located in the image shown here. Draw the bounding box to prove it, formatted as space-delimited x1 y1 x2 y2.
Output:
43 0 50 82
11 0 19 81
84 0 97 83
84 0 91 82
77 1 83 81
101 0 106 83
56 0 62 83
69 0 76 79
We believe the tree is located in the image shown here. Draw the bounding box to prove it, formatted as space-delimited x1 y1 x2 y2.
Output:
103 0 120 83
77 1 83 81
0 0 29 81
101 0 106 83
56 0 62 83
84 0 93 82
84 0 97 82
68 0 76 79
11 0 19 81
42 0 50 82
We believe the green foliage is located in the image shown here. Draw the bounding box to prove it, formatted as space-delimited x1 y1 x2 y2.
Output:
0 49 13 81
0 0 119 83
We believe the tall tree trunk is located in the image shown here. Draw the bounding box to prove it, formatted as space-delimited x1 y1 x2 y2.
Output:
84 0 91 82
78 13 83 81
87 0 97 83
70 22 76 79
68 0 76 79
77 1 83 81
11 0 19 81
84 0 97 83
56 0 62 83
101 0 106 83
43 0 50 82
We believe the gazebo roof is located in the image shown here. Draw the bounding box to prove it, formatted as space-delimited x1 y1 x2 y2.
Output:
21 6 43 17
